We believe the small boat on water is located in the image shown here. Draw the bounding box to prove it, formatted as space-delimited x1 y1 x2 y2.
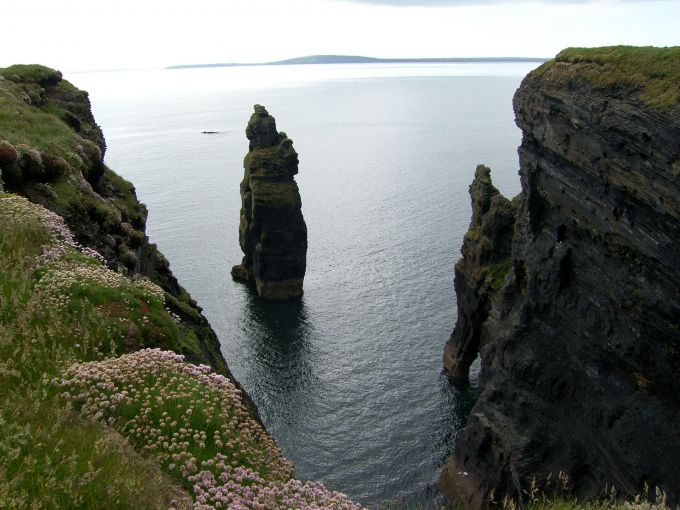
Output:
201 130 220 134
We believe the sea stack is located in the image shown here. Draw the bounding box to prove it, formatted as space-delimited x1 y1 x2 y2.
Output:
231 105 307 299
443 164 516 382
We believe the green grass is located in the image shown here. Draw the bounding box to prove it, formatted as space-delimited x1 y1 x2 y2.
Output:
0 398 190 510
100 167 148 229
485 257 512 292
40 100 77 127
49 175 124 230
0 64 62 85
0 195 199 508
0 65 86 171
463 228 480 241
0 85 81 169
0 64 102 186
532 46 680 110
165 292 202 322
49 175 82 208
0 63 151 304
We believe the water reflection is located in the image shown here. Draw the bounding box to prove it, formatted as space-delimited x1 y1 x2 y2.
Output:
394 370 481 508
436 369 481 464
238 288 322 429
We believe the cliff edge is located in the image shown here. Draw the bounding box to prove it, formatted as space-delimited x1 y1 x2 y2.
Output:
0 65 361 509
0 64 231 377
231 105 308 299
442 47 680 506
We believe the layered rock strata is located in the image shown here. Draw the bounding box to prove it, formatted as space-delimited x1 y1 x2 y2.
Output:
231 105 307 299
443 165 517 382
442 47 680 507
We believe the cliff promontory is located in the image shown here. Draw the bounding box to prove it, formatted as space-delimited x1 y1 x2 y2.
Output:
0 64 229 376
231 105 307 299
442 47 680 506
0 65 360 510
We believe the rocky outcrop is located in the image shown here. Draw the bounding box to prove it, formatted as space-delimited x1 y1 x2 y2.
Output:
441 47 680 507
231 105 307 299
0 64 234 382
443 165 516 382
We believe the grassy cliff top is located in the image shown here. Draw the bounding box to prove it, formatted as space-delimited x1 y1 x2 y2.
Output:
0 64 69 86
0 65 91 170
530 46 680 110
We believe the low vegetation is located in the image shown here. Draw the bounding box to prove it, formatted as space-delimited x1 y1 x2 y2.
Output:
0 194 190 509
0 66 85 170
0 193 360 509
532 46 680 110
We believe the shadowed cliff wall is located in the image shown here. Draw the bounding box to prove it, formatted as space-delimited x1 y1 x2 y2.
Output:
442 47 680 507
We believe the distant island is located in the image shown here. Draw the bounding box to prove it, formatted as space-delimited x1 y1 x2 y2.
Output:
167 54 548 69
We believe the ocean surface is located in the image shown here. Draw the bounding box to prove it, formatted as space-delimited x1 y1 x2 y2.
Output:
69 62 537 507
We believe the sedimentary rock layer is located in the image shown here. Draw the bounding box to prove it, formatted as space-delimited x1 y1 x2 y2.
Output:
231 105 307 299
442 47 680 507
443 165 516 382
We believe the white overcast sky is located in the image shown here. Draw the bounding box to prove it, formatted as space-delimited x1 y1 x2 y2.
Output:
1 0 679 71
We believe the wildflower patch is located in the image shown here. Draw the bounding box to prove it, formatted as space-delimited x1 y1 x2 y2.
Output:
59 349 362 509
0 194 105 264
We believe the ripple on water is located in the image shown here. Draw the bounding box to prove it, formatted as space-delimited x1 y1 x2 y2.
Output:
79 65 530 506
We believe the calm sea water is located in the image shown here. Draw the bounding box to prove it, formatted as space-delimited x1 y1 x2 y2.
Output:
69 62 535 507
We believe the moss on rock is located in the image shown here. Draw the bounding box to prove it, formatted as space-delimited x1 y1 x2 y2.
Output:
530 46 680 110
231 105 307 299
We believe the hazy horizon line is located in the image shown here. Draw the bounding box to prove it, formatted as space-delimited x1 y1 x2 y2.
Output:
167 53 550 70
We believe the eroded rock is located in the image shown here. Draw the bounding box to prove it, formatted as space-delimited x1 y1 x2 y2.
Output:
443 165 516 382
231 105 307 299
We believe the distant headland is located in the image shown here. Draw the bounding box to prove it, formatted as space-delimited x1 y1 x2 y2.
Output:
167 54 548 69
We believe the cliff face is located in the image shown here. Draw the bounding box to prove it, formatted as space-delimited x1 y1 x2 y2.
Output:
0 65 231 378
231 105 308 299
442 47 680 506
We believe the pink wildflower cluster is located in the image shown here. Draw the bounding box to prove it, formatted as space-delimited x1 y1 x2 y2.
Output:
0 194 106 264
59 349 362 510
166 307 182 323
33 260 165 313
190 469 364 510
131 274 166 302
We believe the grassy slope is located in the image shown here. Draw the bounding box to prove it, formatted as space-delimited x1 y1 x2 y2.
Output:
0 65 360 509
0 64 145 269
0 193 360 509
0 65 220 508
0 195 193 509
1 63 233 377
